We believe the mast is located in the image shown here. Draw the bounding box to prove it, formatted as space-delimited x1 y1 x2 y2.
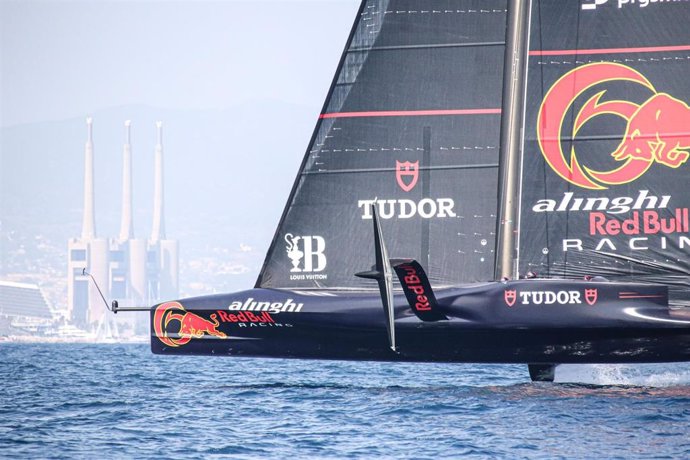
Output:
494 0 531 280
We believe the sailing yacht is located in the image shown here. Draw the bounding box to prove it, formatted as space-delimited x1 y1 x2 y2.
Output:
109 0 690 381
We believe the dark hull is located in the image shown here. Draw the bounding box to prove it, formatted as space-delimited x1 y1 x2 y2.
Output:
150 279 690 364
154 325 690 364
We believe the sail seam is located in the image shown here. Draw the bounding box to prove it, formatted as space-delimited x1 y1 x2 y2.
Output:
301 164 499 176
348 41 505 52
378 9 507 15
534 56 690 66
310 146 499 153
320 108 501 118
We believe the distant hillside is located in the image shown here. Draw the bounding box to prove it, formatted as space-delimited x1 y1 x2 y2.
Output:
1 100 320 292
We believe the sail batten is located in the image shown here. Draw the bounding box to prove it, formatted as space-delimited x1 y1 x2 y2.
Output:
302 163 500 177
349 41 505 52
320 108 502 118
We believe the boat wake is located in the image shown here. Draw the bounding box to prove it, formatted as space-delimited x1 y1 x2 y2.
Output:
555 363 690 387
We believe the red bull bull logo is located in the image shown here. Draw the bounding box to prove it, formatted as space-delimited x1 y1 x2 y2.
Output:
611 93 690 168
154 302 227 347
537 62 690 189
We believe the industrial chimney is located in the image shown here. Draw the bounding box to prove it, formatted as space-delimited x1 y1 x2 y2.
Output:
81 117 96 240
119 120 134 241
150 121 165 242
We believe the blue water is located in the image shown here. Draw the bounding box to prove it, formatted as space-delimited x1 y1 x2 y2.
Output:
1 344 689 459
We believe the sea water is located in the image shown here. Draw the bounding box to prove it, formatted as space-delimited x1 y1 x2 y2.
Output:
1 343 689 458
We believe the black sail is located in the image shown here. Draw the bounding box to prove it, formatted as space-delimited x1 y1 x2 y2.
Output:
519 0 690 306
257 0 508 289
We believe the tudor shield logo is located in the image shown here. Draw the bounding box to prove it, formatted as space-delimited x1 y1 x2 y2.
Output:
585 288 598 306
504 290 517 307
396 160 419 192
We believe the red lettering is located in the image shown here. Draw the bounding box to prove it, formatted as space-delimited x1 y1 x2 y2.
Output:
216 307 287 324
415 300 430 310
410 285 424 295
605 218 620 235
217 310 230 322
590 212 640 236
643 211 660 234
660 213 677 233
589 212 606 235
405 274 420 285
622 212 639 235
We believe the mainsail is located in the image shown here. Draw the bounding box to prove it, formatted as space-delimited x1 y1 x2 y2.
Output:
519 0 690 306
257 0 509 289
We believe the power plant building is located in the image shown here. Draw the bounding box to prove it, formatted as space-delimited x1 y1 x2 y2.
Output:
67 118 178 330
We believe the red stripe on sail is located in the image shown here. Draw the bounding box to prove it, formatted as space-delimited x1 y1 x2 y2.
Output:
618 294 666 299
530 44 690 56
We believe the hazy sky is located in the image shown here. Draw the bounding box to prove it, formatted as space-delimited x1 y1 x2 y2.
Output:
1 0 362 294
1 0 360 127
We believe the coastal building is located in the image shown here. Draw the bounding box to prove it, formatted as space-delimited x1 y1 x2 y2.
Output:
0 281 53 335
67 119 178 331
